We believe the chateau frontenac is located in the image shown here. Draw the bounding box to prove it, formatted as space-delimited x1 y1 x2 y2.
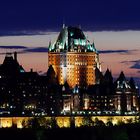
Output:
0 26 139 120
48 26 101 87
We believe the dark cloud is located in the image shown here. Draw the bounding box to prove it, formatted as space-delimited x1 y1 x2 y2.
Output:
23 48 134 54
130 60 140 69
0 47 134 54
0 47 48 54
0 30 57 36
0 31 35 37
121 59 140 70
0 52 8 55
23 47 48 53
99 50 130 54
0 46 27 49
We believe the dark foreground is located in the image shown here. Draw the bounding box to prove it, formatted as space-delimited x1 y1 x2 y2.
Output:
1 124 140 140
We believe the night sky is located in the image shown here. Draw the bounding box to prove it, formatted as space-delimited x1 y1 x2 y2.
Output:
0 0 140 33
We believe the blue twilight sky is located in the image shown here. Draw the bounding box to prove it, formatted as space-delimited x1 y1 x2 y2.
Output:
0 0 140 33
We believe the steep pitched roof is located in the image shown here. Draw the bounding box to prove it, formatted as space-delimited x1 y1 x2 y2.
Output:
0 52 25 76
49 26 97 53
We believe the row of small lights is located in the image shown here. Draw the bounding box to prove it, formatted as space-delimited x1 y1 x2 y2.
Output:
61 110 138 115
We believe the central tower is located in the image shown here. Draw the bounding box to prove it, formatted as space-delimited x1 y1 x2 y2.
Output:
48 26 101 88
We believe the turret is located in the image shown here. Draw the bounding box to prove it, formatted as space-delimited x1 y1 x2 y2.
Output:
103 68 113 84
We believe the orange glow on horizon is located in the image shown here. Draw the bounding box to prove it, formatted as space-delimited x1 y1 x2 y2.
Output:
0 31 139 78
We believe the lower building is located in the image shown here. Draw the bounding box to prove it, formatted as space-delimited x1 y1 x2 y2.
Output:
61 69 139 116
0 53 139 117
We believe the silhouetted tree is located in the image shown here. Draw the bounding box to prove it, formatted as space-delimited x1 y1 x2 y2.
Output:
25 117 40 129
117 119 125 126
126 118 133 124
82 116 94 127
106 117 113 127
50 117 59 128
94 118 105 127
22 117 53 129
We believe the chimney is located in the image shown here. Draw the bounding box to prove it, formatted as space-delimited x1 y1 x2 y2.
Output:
30 68 33 72
14 52 17 61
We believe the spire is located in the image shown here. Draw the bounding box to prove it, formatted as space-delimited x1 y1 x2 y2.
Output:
49 40 51 46
62 18 65 29
117 71 126 82
62 81 70 93
46 65 58 85
46 65 56 80
95 67 103 84
62 23 65 28
48 40 51 49
49 40 54 52
104 68 109 77
103 68 113 84
92 41 97 53
14 51 17 61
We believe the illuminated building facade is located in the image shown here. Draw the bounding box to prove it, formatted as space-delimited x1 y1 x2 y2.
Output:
114 71 139 114
82 70 140 115
48 25 101 88
0 27 139 119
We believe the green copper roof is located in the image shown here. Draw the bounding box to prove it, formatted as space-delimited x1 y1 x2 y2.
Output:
49 26 97 53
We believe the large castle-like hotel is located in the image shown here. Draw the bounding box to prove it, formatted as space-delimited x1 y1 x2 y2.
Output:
48 25 101 87
0 25 139 119
48 25 139 115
